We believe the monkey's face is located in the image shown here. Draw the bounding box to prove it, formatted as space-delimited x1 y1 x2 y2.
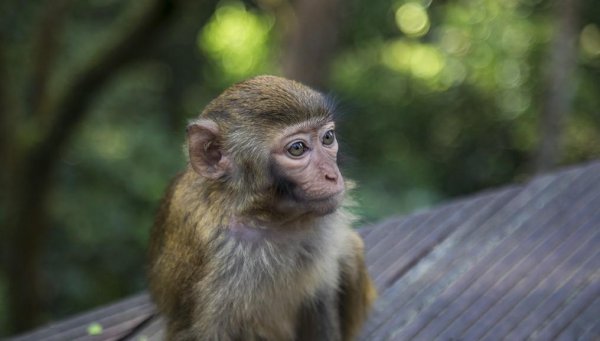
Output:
187 76 347 220
269 120 345 217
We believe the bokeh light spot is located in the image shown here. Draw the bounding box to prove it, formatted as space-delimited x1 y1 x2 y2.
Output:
501 25 532 56
199 1 273 78
495 59 524 89
580 24 600 58
90 127 128 160
381 40 412 72
395 3 430 38
440 27 471 56
440 58 467 87
382 40 445 80
498 89 530 118
410 45 445 79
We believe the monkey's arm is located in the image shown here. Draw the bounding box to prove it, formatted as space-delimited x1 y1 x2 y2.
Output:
338 231 377 341
147 174 212 338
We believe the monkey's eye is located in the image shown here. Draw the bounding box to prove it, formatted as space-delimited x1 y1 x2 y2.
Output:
287 141 308 157
322 130 335 146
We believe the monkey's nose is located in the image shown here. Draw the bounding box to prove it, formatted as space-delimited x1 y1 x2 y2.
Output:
325 173 337 182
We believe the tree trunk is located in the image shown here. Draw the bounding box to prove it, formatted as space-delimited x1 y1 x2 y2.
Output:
534 0 582 173
281 0 343 89
3 0 175 332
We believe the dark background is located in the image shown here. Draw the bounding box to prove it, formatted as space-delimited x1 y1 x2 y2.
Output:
1 0 598 335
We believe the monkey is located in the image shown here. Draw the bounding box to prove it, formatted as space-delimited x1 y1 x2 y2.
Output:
147 75 376 341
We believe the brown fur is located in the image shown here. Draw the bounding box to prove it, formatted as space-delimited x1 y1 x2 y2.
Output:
148 76 376 340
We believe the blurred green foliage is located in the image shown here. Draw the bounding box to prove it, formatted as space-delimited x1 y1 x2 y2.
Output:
200 1 276 81
1 0 599 334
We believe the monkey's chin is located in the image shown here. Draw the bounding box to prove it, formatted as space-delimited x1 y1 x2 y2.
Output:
272 190 344 220
298 191 345 217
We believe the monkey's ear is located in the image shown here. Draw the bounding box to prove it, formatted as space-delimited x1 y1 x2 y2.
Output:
187 120 232 179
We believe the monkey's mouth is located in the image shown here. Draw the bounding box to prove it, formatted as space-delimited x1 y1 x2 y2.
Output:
274 189 344 218
292 187 345 205
307 189 344 202
302 190 345 215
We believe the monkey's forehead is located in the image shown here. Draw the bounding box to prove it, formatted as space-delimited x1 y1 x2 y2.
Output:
237 105 334 127
200 76 337 126
278 119 336 137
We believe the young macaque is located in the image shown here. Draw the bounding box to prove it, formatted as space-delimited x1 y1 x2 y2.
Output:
148 75 376 340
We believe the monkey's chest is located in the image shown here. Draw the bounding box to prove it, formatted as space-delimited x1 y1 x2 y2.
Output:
205 235 342 334
215 237 339 298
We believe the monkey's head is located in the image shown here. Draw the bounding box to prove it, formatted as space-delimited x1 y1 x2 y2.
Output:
187 75 345 221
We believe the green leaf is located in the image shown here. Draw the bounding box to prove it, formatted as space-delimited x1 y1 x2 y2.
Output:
87 322 103 335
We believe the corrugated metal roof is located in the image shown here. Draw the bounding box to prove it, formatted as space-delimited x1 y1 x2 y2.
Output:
361 161 600 341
